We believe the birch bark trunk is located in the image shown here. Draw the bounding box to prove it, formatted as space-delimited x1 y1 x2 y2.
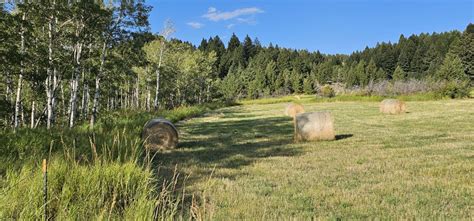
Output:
14 12 26 130
30 101 35 128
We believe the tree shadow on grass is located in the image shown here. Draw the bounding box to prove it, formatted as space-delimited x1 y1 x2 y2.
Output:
151 114 302 184
335 134 353 140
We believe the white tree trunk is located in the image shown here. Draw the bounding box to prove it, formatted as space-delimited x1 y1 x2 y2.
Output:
153 41 165 110
30 101 35 128
83 84 89 119
46 12 54 129
14 74 23 129
52 68 58 124
69 42 82 127
135 76 139 109
20 102 25 127
146 84 150 111
14 12 26 130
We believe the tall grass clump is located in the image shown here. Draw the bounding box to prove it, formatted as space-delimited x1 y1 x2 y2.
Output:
0 131 184 220
0 103 224 220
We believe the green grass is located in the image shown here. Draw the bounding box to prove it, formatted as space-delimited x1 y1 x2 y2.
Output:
1 98 473 219
157 98 474 219
0 103 224 220
238 93 441 105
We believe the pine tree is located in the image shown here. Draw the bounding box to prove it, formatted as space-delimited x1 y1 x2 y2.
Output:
227 33 240 51
242 35 255 63
366 59 378 81
291 69 302 93
458 23 474 82
392 65 406 81
355 60 367 85
303 78 313 94
198 38 208 51
435 53 468 81
397 38 416 73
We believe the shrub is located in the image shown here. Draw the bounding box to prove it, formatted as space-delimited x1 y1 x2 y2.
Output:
435 81 470 99
319 85 335 98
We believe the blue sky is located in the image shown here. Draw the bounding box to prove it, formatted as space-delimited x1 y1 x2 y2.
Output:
146 0 474 54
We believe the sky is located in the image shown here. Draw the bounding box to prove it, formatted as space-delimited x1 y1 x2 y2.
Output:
146 0 474 55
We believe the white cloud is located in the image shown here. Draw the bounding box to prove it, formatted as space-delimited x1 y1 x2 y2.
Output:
237 17 257 25
226 24 235 29
203 7 264 22
187 22 204 29
208 7 217 13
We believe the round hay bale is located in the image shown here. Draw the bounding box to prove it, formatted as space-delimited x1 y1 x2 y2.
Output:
380 99 406 114
295 112 335 142
284 103 305 118
142 118 178 150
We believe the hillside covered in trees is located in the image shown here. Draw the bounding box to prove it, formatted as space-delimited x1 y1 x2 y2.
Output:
1 1 472 130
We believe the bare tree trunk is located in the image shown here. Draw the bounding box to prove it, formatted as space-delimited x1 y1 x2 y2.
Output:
58 77 64 121
14 12 26 130
46 76 53 129
69 42 82 128
14 74 23 129
120 87 123 109
80 70 85 118
146 83 150 111
153 41 165 110
68 74 79 127
90 42 106 128
46 10 55 129
135 76 139 109
20 102 25 127
30 101 35 128
125 80 129 109
84 84 89 119
111 93 115 110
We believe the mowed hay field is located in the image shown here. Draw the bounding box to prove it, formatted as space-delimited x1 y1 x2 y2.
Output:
157 99 474 219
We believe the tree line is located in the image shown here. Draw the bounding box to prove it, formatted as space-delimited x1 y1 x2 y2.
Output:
209 26 472 100
1 1 472 130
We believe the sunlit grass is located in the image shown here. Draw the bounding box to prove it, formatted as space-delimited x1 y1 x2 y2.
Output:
163 98 474 219
1 98 472 219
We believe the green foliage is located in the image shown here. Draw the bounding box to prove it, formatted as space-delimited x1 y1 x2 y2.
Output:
392 66 406 81
290 69 302 93
218 67 242 102
303 78 313 94
435 81 470 99
435 53 469 81
459 24 474 82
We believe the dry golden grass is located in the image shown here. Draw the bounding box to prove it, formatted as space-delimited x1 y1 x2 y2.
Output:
157 99 474 219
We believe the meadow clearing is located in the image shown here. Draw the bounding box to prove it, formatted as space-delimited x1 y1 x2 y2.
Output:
1 96 473 219
155 96 474 219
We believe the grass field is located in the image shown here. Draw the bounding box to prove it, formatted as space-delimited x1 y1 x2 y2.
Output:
155 97 474 219
1 97 473 219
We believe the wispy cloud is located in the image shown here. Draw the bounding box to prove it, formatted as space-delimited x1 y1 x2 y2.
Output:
236 17 257 25
226 24 235 29
187 22 204 29
203 7 264 22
